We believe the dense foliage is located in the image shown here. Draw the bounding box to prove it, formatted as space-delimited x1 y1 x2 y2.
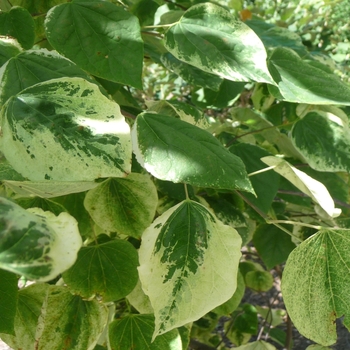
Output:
1 0 350 349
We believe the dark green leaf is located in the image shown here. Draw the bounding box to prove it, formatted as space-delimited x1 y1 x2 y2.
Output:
0 159 26 181
0 38 21 67
0 269 17 335
15 197 66 216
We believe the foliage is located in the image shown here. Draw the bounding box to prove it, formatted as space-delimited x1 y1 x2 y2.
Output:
0 0 350 349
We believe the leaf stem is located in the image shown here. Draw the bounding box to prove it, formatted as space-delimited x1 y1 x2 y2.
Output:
267 220 322 231
248 165 276 177
142 23 176 29
184 183 189 200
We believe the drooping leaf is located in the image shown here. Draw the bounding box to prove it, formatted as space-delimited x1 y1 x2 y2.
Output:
132 113 254 194
253 224 296 270
164 3 275 84
268 47 350 105
282 229 350 346
84 173 158 238
0 6 35 49
138 199 242 338
261 156 341 218
45 0 143 88
35 285 108 350
126 279 153 314
0 49 105 106
63 239 139 302
0 269 17 335
291 111 350 172
0 283 49 350
109 314 182 350
0 77 131 181
245 270 273 292
0 197 82 281
0 38 21 67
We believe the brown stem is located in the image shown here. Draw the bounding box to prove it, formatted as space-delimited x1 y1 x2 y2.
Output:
285 314 293 350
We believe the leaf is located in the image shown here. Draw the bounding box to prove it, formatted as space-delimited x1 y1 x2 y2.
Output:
305 345 332 350
84 173 158 238
0 49 104 106
0 6 35 49
63 239 139 302
132 113 254 194
45 0 143 89
235 340 277 349
3 180 98 198
0 283 49 350
35 285 108 350
109 314 182 350
0 77 132 181
138 199 242 338
268 47 350 105
126 279 153 314
0 197 82 281
255 306 286 327
164 3 275 84
160 52 223 91
253 224 296 269
282 229 350 346
0 269 17 335
0 38 21 67
0 160 26 181
245 270 273 292
15 197 67 216
261 156 341 218
291 111 350 172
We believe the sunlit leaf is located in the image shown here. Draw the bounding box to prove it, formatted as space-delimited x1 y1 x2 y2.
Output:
282 229 350 346
235 340 277 349
138 199 242 338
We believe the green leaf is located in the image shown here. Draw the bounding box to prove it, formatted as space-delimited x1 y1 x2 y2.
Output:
0 6 35 49
255 306 286 327
0 77 132 181
160 52 223 91
0 49 104 106
0 269 17 335
245 270 273 292
164 3 275 84
138 199 242 338
268 47 350 105
261 156 341 218
282 229 350 346
0 283 49 350
132 113 254 194
3 180 98 198
35 285 108 350
63 239 139 302
0 159 26 181
291 111 350 172
0 38 21 67
45 0 143 89
235 340 277 350
0 197 82 281
84 173 158 238
15 197 66 216
233 304 259 335
253 224 296 270
230 143 280 214
305 345 332 350
127 279 153 314
109 314 182 350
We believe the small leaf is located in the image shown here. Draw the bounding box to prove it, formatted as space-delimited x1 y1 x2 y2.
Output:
291 111 350 172
164 3 275 84
138 199 242 338
0 198 82 281
245 270 273 292
45 1 143 88
0 6 35 49
255 306 286 327
132 113 254 194
109 314 182 350
63 239 139 302
282 229 350 346
235 340 277 349
261 156 341 218
0 269 17 335
268 47 350 105
35 285 108 350
84 173 158 238
0 77 131 181
0 38 21 67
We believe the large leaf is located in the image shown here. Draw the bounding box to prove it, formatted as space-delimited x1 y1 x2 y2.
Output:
63 239 139 302
132 113 254 194
35 285 108 350
0 6 35 49
0 269 17 335
109 314 182 350
164 3 275 84
291 111 350 172
45 0 143 88
138 199 242 338
282 229 350 346
0 283 49 350
261 156 341 218
0 49 103 106
84 173 158 238
0 77 131 181
0 197 82 281
268 47 350 105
